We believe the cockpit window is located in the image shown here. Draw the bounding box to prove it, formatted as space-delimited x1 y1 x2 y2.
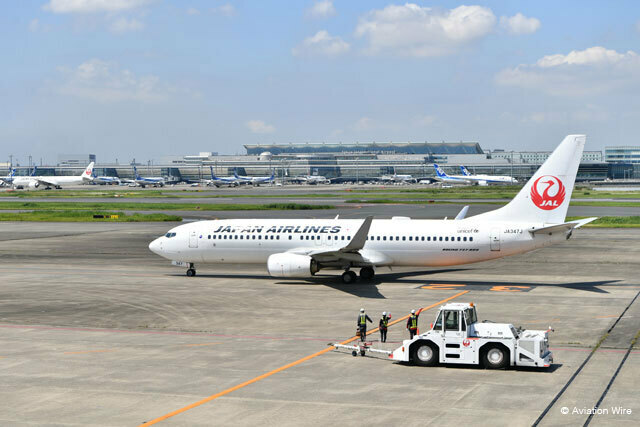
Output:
165 232 177 238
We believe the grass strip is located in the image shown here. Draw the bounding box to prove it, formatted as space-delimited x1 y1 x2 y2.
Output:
0 210 182 222
0 201 334 211
566 216 640 227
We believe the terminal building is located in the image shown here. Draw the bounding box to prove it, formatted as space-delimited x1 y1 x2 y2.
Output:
2 142 638 182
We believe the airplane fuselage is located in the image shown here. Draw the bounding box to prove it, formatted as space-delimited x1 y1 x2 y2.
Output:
150 218 562 268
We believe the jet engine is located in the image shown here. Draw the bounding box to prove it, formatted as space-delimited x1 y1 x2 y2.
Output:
267 253 318 278
477 180 488 186
28 181 39 188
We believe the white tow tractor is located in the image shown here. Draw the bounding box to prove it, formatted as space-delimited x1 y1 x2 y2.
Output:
390 303 553 369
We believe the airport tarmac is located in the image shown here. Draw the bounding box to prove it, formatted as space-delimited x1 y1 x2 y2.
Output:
0 221 638 426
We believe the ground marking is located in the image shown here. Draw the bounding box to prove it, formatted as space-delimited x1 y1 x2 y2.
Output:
138 290 469 426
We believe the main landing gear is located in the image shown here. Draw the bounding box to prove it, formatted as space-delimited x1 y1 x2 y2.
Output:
186 263 196 277
340 267 375 284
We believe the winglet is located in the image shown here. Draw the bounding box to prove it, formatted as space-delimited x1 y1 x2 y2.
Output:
340 216 373 252
454 206 469 220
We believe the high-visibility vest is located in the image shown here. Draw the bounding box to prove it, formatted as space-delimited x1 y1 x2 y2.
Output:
382 317 388 328
410 315 417 329
359 314 367 325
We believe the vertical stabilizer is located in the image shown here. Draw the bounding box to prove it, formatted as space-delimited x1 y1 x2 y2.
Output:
472 135 586 224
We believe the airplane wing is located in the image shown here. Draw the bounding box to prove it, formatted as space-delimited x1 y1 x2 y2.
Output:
33 177 58 187
285 216 393 266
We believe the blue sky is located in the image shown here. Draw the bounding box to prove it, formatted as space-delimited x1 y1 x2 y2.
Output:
2 1 640 164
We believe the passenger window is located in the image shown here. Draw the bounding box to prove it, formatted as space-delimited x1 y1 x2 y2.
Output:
457 236 461 241
310 236 314 240
463 236 467 241
427 236 430 241
277 236 280 240
402 236 406 241
395 236 399 241
258 235 262 240
444 311 459 331
470 237 473 242
409 236 412 241
288 236 292 240
383 236 386 241
439 236 442 241
207 235 211 239
252 235 255 240
445 237 449 241
377 236 380 241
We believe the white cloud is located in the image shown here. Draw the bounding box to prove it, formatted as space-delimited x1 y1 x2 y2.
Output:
212 3 235 17
109 17 144 33
28 18 41 32
292 30 350 57
246 120 276 134
186 7 200 16
415 115 438 126
57 59 167 103
307 1 336 19
355 4 496 57
535 46 633 67
353 117 373 131
496 46 640 96
500 13 540 35
44 0 153 14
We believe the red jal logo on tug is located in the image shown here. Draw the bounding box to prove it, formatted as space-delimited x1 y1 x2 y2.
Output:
531 175 565 210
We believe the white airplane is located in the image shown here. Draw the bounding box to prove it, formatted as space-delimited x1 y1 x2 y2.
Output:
432 164 474 185
12 163 94 189
133 166 165 187
234 169 275 186
204 166 239 187
0 168 16 187
459 165 518 185
91 170 121 185
291 175 329 185
149 135 595 283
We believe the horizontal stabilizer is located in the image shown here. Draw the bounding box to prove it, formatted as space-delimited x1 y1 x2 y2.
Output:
529 217 598 235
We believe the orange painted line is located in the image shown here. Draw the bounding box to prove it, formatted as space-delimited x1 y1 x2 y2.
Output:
182 342 223 347
595 314 618 319
138 290 469 426
64 349 117 355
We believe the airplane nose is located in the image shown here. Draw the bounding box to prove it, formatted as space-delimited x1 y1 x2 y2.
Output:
149 238 162 255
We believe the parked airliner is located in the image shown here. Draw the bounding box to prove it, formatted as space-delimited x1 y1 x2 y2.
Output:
460 165 518 185
149 135 595 283
12 163 94 189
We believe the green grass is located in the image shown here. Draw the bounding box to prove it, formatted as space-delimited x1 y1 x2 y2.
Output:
0 201 334 211
567 216 640 227
0 210 182 222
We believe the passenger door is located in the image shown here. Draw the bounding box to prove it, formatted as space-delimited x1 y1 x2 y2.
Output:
490 228 501 251
189 230 198 248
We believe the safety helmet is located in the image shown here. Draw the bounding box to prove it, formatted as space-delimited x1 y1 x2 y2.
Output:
382 311 387 316
411 309 416 314
360 308 365 313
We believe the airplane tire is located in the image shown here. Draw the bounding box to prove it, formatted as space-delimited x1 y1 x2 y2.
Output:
360 267 375 280
341 271 356 284
186 268 196 277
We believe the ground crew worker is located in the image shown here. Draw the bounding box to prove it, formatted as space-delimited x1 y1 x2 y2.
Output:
379 312 391 342
406 308 423 339
357 308 373 341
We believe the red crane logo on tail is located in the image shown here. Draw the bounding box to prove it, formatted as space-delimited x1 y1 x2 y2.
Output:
531 175 565 210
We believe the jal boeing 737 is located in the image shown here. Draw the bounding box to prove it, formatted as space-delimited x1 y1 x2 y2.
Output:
149 135 595 283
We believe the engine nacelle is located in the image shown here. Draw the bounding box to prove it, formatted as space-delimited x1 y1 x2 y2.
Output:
28 181 39 188
267 253 317 278
477 180 488 186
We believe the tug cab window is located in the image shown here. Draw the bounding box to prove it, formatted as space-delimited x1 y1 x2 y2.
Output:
433 311 443 330
444 311 459 331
